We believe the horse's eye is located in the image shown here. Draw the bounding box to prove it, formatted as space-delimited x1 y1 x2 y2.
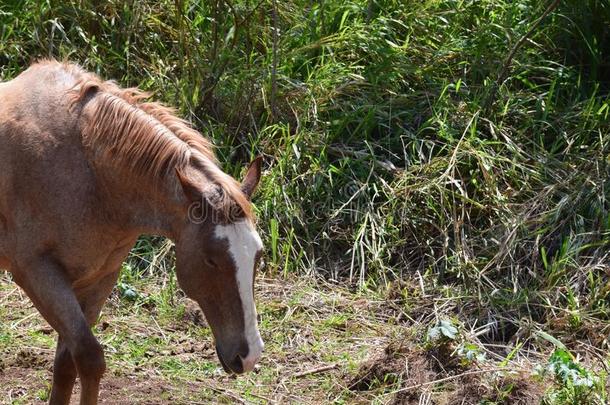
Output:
204 258 217 268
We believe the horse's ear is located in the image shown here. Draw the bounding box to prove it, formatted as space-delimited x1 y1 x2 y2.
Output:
241 156 263 199
176 168 202 204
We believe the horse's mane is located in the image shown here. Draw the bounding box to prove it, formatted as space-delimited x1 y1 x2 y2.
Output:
47 60 252 221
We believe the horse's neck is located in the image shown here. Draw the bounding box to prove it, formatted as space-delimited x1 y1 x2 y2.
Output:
94 164 186 239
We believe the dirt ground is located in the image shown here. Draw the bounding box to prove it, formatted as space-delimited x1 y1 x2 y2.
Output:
0 273 399 404
0 367 175 404
0 274 605 404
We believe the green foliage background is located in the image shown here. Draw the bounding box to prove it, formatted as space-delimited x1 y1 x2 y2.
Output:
1 0 610 360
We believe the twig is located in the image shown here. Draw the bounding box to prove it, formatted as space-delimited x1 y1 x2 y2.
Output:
195 384 247 404
485 0 561 109
150 316 167 340
292 363 338 378
10 312 37 329
498 0 561 83
326 145 398 172
270 0 279 119
195 381 277 404
385 367 512 396
0 287 19 305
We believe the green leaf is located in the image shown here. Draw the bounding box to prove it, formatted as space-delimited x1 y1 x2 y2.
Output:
439 320 458 340
536 331 566 349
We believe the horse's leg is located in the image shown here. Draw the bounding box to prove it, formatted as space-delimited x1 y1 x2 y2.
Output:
49 270 120 405
50 337 77 405
11 258 109 405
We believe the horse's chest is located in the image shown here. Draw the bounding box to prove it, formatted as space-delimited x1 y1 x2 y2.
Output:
56 232 137 286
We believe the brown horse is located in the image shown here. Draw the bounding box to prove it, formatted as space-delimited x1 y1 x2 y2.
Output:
0 60 264 404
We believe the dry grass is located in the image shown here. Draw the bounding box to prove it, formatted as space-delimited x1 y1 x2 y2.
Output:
0 273 395 404
0 271 606 404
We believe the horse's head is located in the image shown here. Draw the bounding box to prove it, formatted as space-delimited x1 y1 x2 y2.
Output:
174 157 264 374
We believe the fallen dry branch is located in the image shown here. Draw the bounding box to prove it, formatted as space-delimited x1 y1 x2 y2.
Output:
292 363 338 379
386 367 513 396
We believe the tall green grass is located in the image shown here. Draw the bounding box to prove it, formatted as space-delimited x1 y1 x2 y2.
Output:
1 0 609 353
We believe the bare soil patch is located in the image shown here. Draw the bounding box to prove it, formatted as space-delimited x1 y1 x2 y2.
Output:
0 365 181 404
349 341 546 405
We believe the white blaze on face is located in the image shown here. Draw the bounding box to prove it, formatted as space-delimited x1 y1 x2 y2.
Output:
214 220 264 372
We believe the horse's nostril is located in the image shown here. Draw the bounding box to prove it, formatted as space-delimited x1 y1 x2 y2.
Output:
216 346 232 374
239 351 262 373
216 345 251 374
230 354 245 374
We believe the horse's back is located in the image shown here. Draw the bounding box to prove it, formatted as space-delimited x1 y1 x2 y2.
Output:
0 61 95 262
0 61 83 189
0 61 81 125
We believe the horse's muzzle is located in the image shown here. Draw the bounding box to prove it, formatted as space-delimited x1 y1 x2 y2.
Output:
217 347 244 374
216 338 263 374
